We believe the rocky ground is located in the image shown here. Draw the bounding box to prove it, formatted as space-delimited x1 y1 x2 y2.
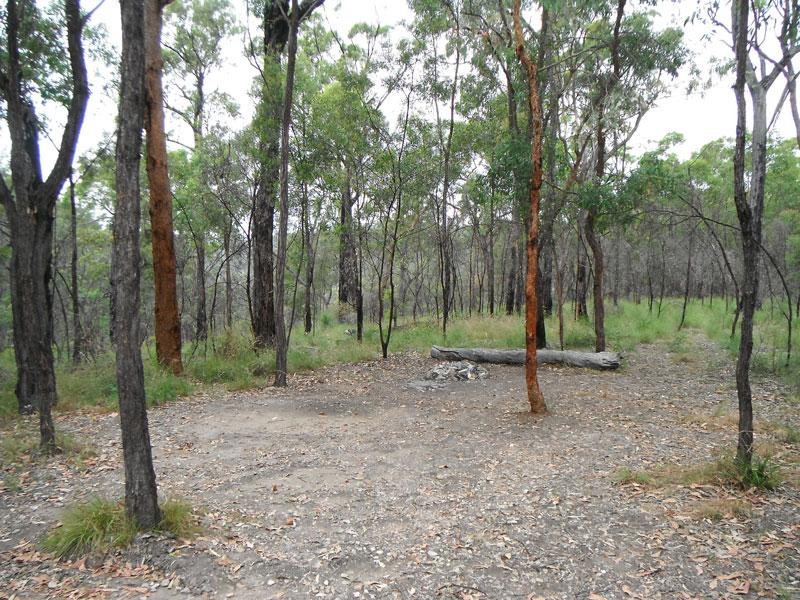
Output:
1 334 798 599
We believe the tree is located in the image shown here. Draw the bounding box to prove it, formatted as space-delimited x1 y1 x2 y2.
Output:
273 0 302 386
729 0 799 466
1 0 89 449
513 0 546 414
163 0 239 343
146 0 183 373
114 0 161 528
252 0 323 348
584 0 625 353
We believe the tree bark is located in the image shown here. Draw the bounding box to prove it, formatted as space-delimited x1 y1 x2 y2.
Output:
114 0 161 529
145 0 182 373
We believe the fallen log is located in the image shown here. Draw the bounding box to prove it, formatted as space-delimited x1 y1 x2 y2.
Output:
430 346 621 371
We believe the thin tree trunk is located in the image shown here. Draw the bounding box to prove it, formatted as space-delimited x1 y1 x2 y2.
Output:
584 211 605 351
678 230 694 330
513 0 547 413
274 0 300 387
114 0 161 528
69 173 83 365
194 234 207 340
732 0 755 465
223 222 233 329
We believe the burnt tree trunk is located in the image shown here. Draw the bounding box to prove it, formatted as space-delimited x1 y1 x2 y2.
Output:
114 0 161 528
145 0 182 373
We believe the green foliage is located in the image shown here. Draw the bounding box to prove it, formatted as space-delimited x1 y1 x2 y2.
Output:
735 454 782 491
42 498 198 558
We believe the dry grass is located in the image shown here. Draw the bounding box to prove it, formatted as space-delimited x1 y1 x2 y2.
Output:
691 498 752 522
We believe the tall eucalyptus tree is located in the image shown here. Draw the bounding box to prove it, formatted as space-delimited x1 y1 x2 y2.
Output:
0 0 89 450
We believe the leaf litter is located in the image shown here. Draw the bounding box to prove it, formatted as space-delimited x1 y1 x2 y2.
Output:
0 341 798 598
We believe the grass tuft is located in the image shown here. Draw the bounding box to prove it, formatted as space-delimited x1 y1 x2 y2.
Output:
43 497 199 558
613 467 653 485
692 498 752 521
615 453 782 491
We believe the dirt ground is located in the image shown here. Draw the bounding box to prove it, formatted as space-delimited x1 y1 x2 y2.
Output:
1 335 798 599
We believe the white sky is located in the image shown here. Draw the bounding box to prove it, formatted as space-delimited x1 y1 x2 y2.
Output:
9 0 800 171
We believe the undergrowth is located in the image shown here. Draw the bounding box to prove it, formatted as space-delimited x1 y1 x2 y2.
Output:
0 297 796 420
42 498 199 558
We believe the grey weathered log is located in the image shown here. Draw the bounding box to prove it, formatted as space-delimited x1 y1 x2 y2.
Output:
431 346 621 370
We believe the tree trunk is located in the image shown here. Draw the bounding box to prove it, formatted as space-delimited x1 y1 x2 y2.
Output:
194 233 207 340
252 2 289 349
274 0 300 387
679 230 694 330
487 192 495 315
431 346 621 370
505 239 517 316
114 0 161 529
9 215 58 444
144 0 182 374
575 244 588 319
3 0 89 451
69 174 83 365
584 210 605 351
732 0 755 466
223 221 233 329
536 262 547 348
338 166 357 320
513 0 546 414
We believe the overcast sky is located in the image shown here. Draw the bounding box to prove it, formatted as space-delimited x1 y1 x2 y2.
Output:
11 0 800 171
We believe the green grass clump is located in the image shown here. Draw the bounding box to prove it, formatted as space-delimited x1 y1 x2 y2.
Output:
43 498 138 557
735 454 782 491
615 453 782 491
613 467 653 485
43 498 199 558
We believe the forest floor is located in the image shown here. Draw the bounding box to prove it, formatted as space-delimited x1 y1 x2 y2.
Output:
1 332 799 599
